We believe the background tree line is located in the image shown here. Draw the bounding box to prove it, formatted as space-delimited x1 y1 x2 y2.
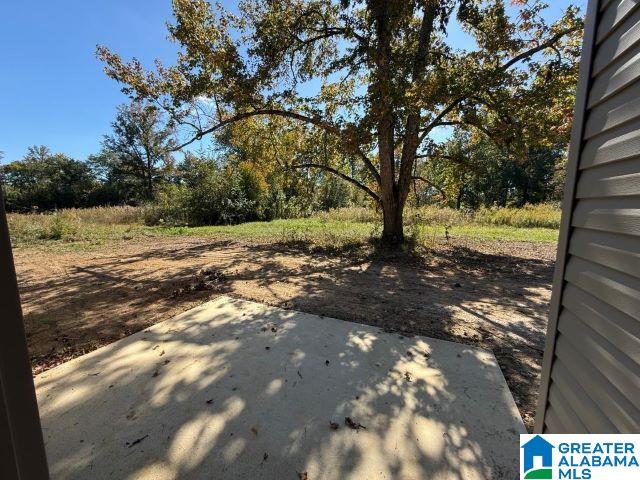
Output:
0 102 360 223
2 0 581 238
1 97 566 223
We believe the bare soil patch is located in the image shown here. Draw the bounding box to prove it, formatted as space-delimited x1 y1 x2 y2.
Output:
14 236 555 431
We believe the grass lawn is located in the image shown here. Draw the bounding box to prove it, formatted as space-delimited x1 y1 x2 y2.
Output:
8 217 558 250
155 219 558 243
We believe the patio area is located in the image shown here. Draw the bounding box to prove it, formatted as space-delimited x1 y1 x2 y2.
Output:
35 296 525 479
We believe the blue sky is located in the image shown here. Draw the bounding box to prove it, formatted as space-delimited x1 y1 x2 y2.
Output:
0 0 583 162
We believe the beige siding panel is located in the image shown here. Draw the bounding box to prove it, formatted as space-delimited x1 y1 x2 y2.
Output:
593 6 640 76
600 0 618 12
588 48 640 107
549 335 638 433
562 283 640 362
584 80 640 138
550 357 618 432
543 406 567 433
557 311 640 407
554 331 640 432
580 118 640 168
564 255 640 320
568 228 640 277
597 0 640 45
576 157 640 197
538 0 640 434
600 0 618 11
546 384 589 433
571 197 640 235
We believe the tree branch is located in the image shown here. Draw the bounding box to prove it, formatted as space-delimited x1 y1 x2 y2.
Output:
418 26 580 143
499 26 582 72
291 162 380 203
419 97 466 143
172 107 381 184
412 175 446 200
435 120 493 138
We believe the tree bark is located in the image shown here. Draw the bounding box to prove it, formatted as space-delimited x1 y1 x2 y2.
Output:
381 197 404 245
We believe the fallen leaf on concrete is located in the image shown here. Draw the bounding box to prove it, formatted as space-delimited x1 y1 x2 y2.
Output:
297 471 308 480
344 417 366 430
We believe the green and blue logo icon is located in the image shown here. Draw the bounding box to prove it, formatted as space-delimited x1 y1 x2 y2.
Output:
521 435 554 479
520 434 640 480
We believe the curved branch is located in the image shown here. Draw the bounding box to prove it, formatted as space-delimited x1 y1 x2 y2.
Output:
499 26 581 72
419 97 466 143
412 175 446 200
173 107 381 185
173 109 339 150
291 162 380 203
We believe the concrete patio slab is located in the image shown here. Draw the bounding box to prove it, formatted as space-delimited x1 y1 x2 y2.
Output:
35 296 525 480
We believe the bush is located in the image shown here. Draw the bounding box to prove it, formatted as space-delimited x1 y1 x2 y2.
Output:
406 205 472 226
143 162 266 226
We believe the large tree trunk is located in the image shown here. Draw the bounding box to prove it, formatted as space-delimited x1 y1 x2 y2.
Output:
381 197 404 245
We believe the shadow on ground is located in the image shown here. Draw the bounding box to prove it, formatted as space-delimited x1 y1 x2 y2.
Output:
36 297 524 480
16 237 554 430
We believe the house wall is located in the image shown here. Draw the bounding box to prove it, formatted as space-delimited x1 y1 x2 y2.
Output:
536 0 640 433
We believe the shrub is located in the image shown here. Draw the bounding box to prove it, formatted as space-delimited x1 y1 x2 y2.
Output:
143 163 267 226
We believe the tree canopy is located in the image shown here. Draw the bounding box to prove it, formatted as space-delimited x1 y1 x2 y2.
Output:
98 0 582 244
100 101 177 200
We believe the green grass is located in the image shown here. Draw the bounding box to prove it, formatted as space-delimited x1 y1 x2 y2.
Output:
153 220 557 243
7 210 558 252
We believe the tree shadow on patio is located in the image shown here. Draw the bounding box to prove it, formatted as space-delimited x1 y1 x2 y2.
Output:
36 297 524 480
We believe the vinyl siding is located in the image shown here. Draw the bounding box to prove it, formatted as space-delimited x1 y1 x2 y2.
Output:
537 0 640 433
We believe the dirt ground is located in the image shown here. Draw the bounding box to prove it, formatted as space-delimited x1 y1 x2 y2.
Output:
14 236 556 431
